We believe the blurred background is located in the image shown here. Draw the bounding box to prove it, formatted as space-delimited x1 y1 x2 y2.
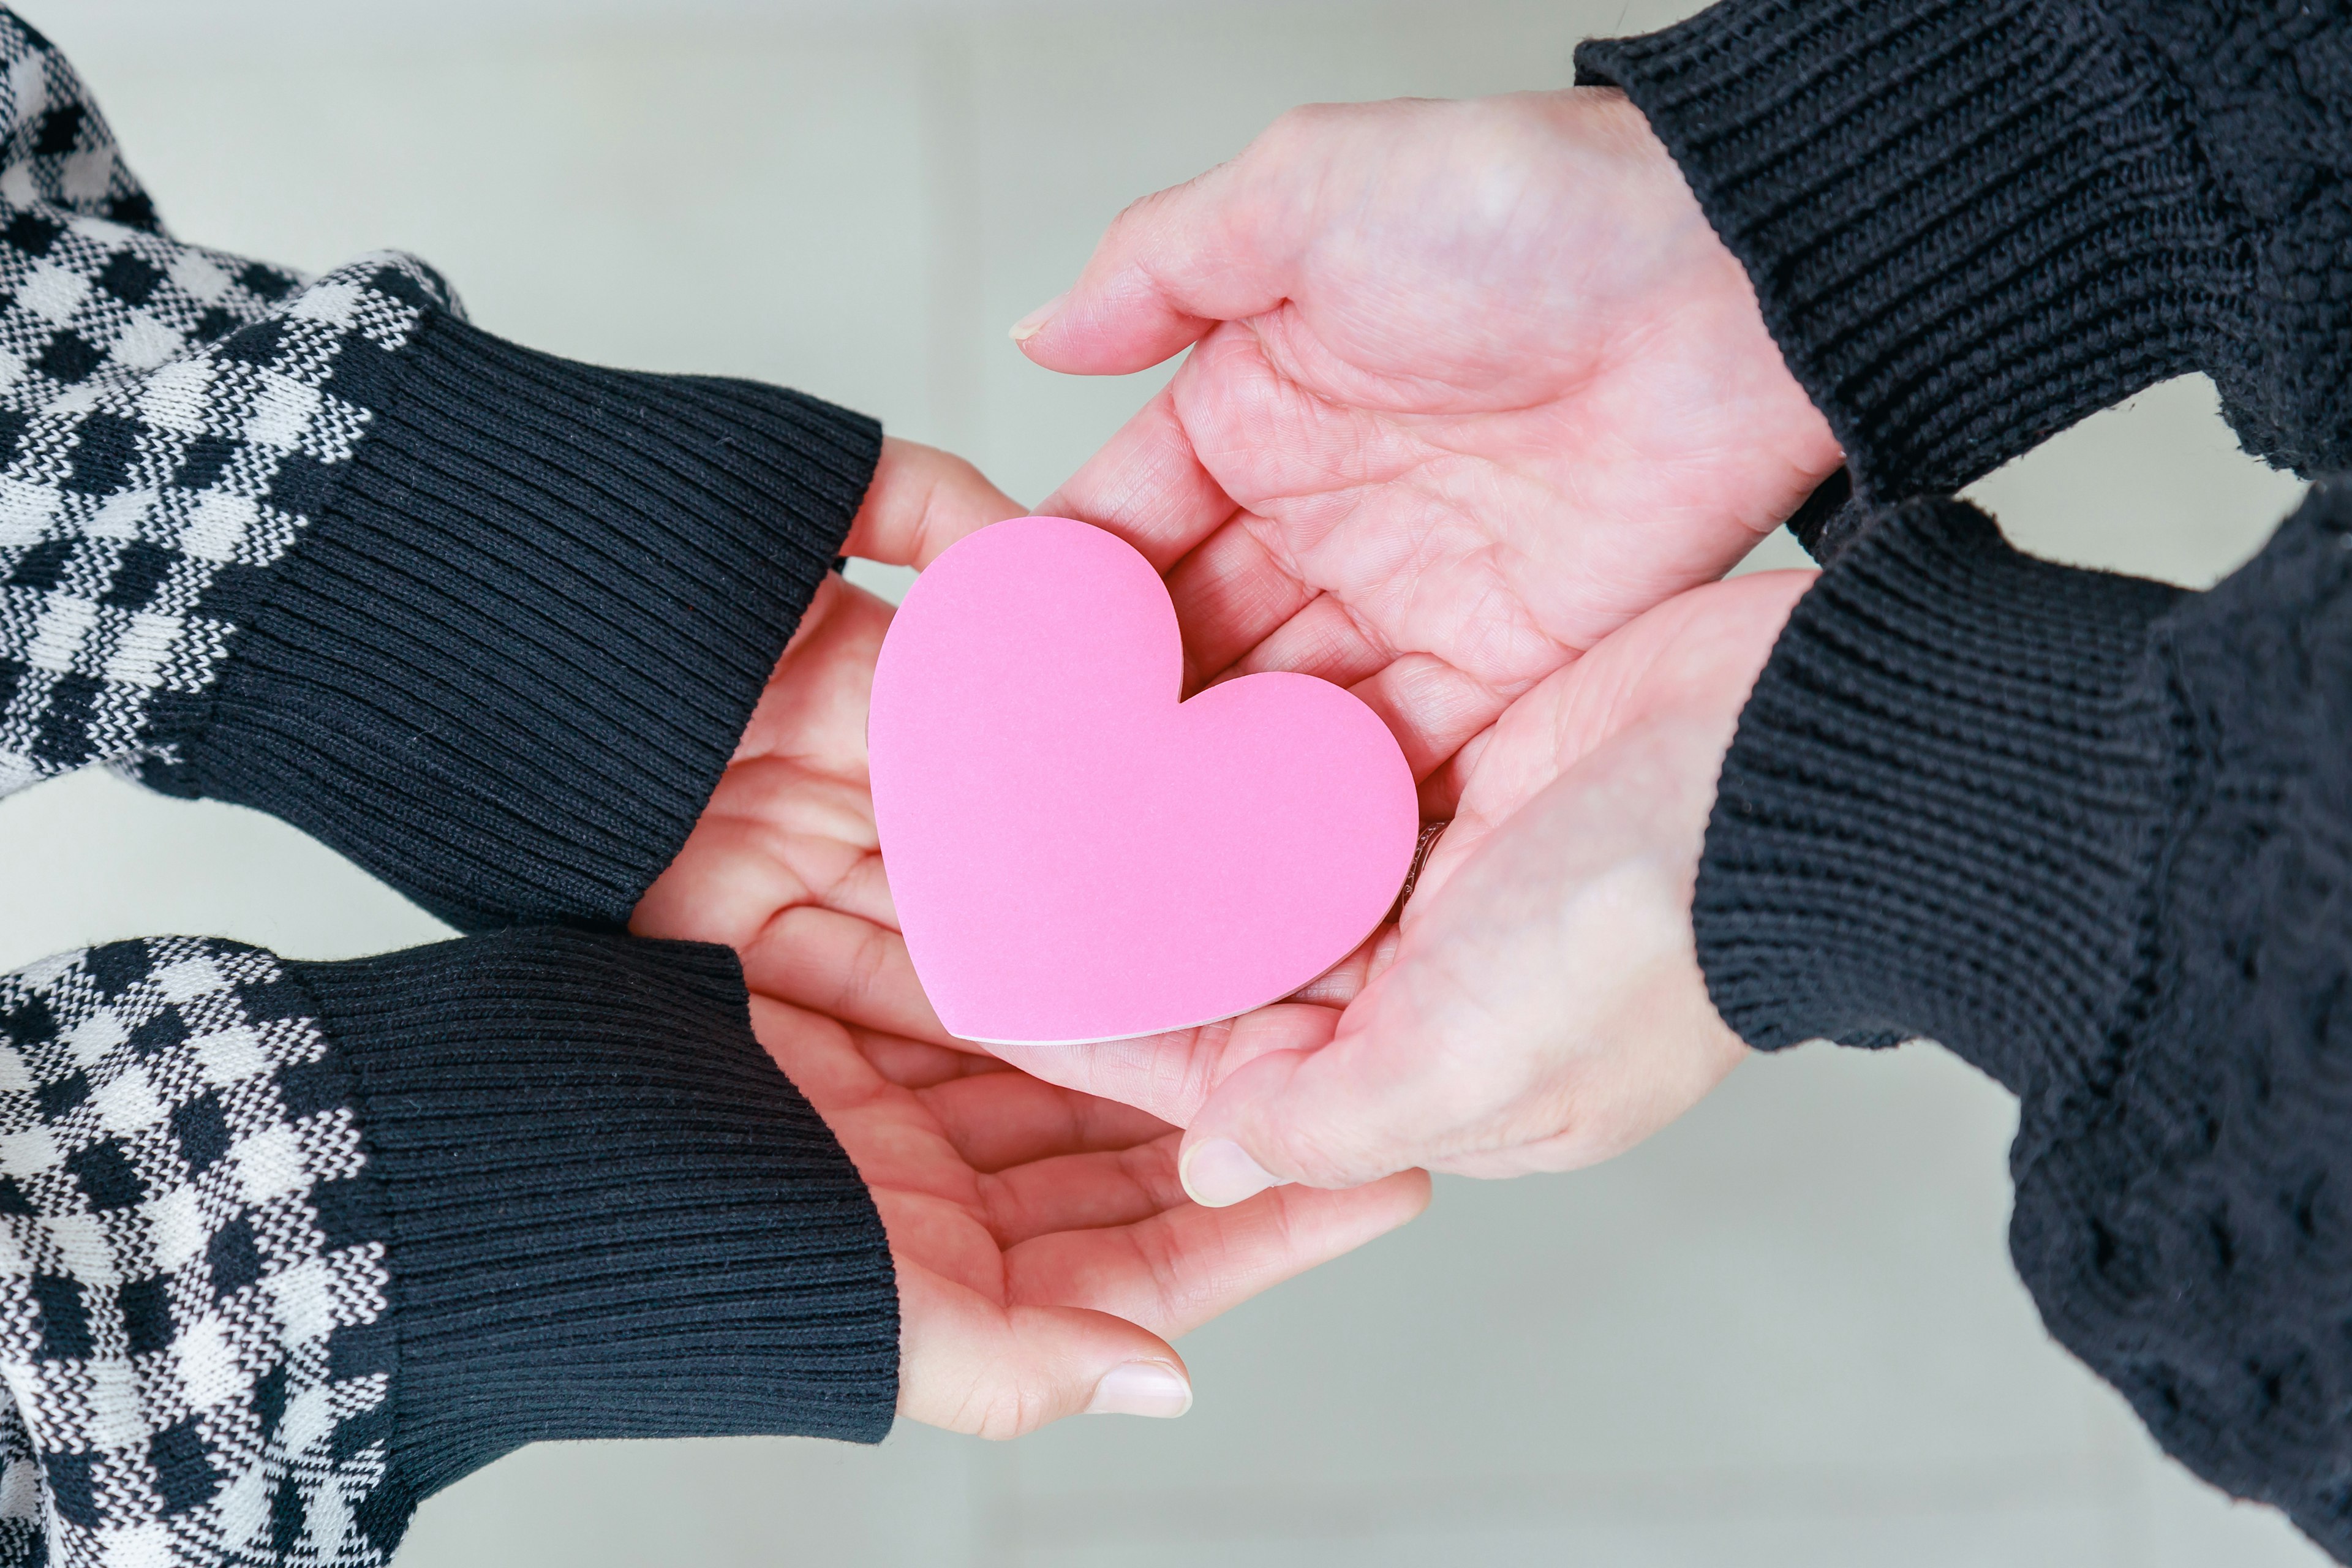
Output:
7 1 2323 1563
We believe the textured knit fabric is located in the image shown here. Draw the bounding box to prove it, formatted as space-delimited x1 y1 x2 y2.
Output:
1576 1 2352 556
1693 489 2352 1556
0 937 389 1567
292 930 899 1501
0 11 877 927
1576 0 2352 1551
0 929 895 1567
0 13 907 1566
156 315 875 930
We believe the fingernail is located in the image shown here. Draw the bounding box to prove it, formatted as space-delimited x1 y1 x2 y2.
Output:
1180 1139 1280 1208
1087 1361 1193 1419
1008 292 1067 343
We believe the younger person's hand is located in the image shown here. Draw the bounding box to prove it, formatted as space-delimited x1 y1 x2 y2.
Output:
747 980 1428 1434
636 447 1430 1433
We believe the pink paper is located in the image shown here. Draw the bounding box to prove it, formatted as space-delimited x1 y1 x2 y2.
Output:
869 516 1419 1044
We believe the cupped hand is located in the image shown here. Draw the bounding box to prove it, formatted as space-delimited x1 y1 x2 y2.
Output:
986 567 1814 1199
635 439 1430 1434
1019 88 1839 802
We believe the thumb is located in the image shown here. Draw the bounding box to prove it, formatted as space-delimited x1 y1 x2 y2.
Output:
1177 1008 1461 1206
1011 116 1326 375
897 1264 1193 1438
840 437 1025 569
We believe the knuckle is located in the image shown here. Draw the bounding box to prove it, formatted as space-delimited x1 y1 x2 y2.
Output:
956 1378 1050 1442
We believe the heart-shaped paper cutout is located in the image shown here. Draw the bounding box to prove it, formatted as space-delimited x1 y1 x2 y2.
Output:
870 516 1419 1044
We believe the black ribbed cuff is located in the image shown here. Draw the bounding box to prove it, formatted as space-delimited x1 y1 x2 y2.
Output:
291 929 897 1504
154 311 880 930
1692 498 2185 1095
1576 0 2232 508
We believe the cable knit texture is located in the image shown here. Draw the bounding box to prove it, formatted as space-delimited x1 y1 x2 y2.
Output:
151 312 878 932
293 929 900 1510
1576 1 2352 554
1696 486 2352 1558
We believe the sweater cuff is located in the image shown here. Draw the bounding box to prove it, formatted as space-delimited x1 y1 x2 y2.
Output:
1692 498 2186 1095
1575 1 2233 504
289 929 898 1505
150 311 878 930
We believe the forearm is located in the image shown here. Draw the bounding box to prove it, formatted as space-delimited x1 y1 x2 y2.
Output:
0 11 878 926
1577 0 2352 520
1694 481 2352 1559
0 928 895 1566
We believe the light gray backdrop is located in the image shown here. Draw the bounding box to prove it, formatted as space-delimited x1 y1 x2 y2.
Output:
10 2 2321 1563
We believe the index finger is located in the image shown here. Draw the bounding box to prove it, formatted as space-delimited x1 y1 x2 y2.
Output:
1011 113 1314 375
842 437 1027 568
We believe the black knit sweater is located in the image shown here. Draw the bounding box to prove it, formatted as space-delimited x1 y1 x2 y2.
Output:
1580 1 2352 1556
0 15 894 1566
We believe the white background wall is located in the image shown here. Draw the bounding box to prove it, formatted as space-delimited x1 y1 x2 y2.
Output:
5 1 2324 1563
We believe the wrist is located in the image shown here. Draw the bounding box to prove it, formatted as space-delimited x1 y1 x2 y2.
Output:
1578 1 2229 500
1574 86 1844 500
146 302 878 932
290 929 899 1503
1693 498 2186 1094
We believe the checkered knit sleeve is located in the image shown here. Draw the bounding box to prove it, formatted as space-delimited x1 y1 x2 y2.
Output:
0 926 897 1568
0 10 880 929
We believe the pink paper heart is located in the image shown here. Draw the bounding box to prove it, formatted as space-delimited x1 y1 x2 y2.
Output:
869 516 1419 1044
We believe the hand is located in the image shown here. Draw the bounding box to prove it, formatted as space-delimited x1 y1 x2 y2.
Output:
635 440 1430 1434
1017 88 1839 803
743 987 1427 1435
984 568 1814 1198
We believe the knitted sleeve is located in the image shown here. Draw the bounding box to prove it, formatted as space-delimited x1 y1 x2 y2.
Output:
1575 0 2352 554
0 927 896 1568
1692 482 2352 1560
0 11 878 928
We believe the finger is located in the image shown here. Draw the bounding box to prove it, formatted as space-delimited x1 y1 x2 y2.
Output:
856 1030 1019 1090
1348 653 1510 782
987 1001 1341 1128
1038 380 1243 572
1011 119 1309 374
1213 590 1389 692
638 763 891 949
1006 1167 1431 1338
977 1136 1185 1246
737 575 891 765
842 437 1025 568
916 1069 1174 1174
1163 514 1316 688
1170 924 1522 1203
1180 721 1751 1204
1283 925 1401 1009
740 905 970 1053
897 1264 1194 1435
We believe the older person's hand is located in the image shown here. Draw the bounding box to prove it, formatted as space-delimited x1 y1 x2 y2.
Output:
1018 88 1837 802
980 568 1812 1202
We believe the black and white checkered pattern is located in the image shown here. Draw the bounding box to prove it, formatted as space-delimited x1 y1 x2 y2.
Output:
0 9 461 798
0 938 395 1567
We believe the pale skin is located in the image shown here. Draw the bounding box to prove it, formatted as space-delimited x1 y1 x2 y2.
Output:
1013 87 1839 809
635 439 1431 1436
987 89 1838 1199
992 569 1812 1199
641 85 1834 1426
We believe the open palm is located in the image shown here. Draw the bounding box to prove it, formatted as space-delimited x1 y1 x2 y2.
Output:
984 570 1814 1200
634 444 1429 1431
1022 88 1840 796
